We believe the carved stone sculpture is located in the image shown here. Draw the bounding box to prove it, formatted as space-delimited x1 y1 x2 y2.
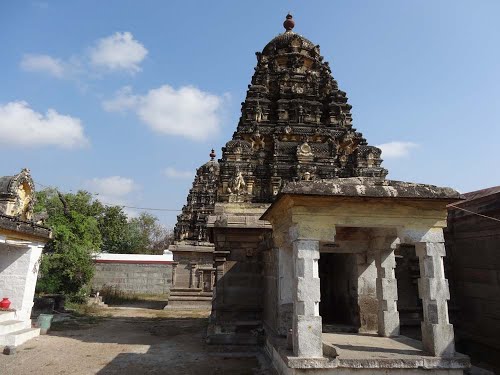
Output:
227 171 246 195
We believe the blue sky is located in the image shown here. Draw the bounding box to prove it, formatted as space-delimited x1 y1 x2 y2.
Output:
1 1 499 227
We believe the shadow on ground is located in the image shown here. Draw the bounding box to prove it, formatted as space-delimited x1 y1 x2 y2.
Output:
46 306 273 375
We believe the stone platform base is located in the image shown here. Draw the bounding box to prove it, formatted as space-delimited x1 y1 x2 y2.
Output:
206 319 264 345
164 288 212 310
265 332 470 375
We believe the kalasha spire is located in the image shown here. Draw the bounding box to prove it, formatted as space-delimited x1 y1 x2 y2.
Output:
210 148 216 161
283 13 295 32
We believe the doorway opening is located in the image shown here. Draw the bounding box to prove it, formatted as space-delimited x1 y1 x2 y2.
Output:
319 253 360 330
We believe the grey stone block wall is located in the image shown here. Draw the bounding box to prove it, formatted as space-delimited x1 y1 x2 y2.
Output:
91 262 172 295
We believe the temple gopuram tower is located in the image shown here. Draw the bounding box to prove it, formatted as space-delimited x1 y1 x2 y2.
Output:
207 14 386 343
217 14 386 206
166 150 218 309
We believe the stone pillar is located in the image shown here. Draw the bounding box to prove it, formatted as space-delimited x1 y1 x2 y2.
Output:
356 252 378 333
171 262 178 287
214 251 228 284
197 270 202 289
292 239 322 358
375 249 400 337
189 262 197 288
415 242 455 357
277 245 293 336
210 269 215 291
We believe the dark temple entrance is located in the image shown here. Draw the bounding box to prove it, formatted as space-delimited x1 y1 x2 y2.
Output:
319 253 359 328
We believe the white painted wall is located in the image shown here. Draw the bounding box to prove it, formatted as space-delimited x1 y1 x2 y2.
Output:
0 236 44 326
93 251 173 262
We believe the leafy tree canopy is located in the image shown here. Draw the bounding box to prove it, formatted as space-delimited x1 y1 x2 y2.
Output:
35 188 173 299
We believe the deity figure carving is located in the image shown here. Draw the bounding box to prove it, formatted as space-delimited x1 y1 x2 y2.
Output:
278 105 288 120
302 171 312 181
250 130 265 151
227 171 246 195
0 168 36 221
296 104 305 123
289 54 303 71
254 102 263 122
291 83 304 94
297 142 313 157
314 107 321 124
367 152 375 167
339 132 357 155
338 108 349 126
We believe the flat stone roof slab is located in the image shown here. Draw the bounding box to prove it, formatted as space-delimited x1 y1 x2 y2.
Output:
280 178 462 201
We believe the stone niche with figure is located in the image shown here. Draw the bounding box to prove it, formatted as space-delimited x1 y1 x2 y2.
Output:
0 168 51 348
0 168 35 221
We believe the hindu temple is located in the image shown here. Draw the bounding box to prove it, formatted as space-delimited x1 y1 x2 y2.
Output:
174 14 470 374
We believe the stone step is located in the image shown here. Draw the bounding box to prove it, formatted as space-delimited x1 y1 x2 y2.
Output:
0 311 16 323
0 320 26 335
170 288 203 293
169 291 212 297
0 328 40 346
168 296 212 301
164 300 212 309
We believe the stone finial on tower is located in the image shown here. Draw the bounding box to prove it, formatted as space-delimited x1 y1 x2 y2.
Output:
210 149 216 161
283 13 295 32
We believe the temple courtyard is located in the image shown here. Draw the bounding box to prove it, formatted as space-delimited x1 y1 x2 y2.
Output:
1 303 476 375
1 304 272 375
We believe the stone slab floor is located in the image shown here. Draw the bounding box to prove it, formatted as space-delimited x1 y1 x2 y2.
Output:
323 332 469 364
0 306 274 375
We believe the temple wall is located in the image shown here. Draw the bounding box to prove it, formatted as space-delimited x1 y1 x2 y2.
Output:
172 251 213 289
0 241 43 324
92 257 172 295
445 192 500 373
213 229 265 322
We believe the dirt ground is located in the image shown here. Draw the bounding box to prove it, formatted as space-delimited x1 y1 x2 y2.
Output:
1 303 274 375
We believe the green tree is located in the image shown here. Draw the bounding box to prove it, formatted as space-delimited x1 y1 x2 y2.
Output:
35 189 102 300
128 212 173 254
35 188 173 299
98 205 129 253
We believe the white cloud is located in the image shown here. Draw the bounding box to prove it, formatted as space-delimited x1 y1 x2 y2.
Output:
20 54 66 78
103 85 224 141
376 141 419 158
90 32 148 73
163 167 193 179
101 86 138 112
0 101 88 148
21 32 147 80
85 176 137 206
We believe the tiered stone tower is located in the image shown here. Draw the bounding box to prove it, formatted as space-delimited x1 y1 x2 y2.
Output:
218 14 386 205
174 149 219 243
166 151 219 309
207 14 388 344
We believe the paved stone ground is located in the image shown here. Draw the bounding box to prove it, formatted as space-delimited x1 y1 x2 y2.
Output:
1 305 274 375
